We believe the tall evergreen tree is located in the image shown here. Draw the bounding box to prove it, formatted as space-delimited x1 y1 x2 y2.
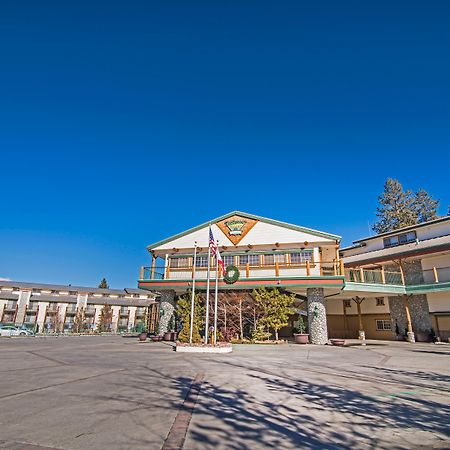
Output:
98 278 109 289
372 178 439 234
414 189 439 223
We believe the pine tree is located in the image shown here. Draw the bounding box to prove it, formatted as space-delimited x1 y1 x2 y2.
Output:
97 304 113 332
372 178 439 234
98 278 109 289
252 288 295 341
414 189 439 223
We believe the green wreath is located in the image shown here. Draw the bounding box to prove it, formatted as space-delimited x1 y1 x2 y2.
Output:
224 265 240 284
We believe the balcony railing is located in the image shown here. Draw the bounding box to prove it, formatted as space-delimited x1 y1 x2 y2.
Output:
345 266 450 286
140 260 345 281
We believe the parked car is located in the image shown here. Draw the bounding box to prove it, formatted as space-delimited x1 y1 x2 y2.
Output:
0 325 34 337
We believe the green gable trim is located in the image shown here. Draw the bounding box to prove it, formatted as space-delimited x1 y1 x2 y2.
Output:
147 210 340 251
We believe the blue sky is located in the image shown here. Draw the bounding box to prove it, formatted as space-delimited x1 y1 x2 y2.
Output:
1 1 449 287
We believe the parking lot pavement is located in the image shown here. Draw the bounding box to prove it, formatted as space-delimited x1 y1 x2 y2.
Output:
0 336 449 450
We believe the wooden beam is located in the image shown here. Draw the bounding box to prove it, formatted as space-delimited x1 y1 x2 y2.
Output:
433 266 439 283
140 266 144 280
246 263 250 278
306 261 311 276
381 266 386 284
275 262 279 277
404 295 413 333
339 259 345 276
359 267 365 283
151 254 156 280
399 260 405 285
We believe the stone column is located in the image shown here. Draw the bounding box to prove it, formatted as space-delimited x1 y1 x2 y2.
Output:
307 288 328 345
158 290 175 335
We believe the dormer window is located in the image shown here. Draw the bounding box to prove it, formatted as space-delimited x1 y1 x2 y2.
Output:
383 231 416 248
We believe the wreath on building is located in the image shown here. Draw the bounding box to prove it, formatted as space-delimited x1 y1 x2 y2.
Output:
224 265 240 284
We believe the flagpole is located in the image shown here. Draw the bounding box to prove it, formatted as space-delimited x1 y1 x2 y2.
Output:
213 239 219 346
204 225 212 344
189 242 197 344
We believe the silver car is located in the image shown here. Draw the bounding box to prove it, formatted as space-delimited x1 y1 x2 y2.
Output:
0 325 33 337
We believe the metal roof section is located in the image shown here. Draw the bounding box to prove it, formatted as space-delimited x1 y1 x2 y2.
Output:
351 216 450 245
343 234 450 266
0 280 158 297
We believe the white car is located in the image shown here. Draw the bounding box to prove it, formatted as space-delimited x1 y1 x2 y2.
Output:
0 325 32 337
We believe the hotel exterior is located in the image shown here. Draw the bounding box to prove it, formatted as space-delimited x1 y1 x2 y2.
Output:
2 212 449 342
0 281 158 333
138 211 450 343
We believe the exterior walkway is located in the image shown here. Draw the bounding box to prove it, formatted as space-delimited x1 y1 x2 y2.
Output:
1 336 449 449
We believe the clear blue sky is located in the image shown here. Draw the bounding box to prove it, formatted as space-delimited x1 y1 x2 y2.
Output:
1 1 449 288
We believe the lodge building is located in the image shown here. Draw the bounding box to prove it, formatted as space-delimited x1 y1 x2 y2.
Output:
138 211 450 343
2 211 449 342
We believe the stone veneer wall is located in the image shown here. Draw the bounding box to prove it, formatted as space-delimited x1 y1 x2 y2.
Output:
307 288 328 345
158 290 176 335
386 259 432 337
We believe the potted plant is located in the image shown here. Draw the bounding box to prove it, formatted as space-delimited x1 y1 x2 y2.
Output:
164 315 177 341
151 322 163 341
293 316 309 344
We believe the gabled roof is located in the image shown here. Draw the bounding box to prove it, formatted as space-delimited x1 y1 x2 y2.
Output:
147 210 340 251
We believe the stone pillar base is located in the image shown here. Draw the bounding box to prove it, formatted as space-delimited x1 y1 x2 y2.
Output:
307 288 328 345
406 331 415 343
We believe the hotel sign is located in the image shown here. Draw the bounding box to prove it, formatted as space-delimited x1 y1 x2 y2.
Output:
217 215 258 245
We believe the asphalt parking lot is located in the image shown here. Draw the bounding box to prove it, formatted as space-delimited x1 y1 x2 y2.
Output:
0 336 449 450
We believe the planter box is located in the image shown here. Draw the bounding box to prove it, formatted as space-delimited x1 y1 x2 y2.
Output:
176 343 232 353
294 333 309 344
164 332 178 342
151 335 164 342
330 338 345 347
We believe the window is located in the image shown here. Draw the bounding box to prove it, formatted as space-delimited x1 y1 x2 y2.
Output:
223 255 235 267
290 251 313 264
170 257 189 268
384 231 416 248
376 297 385 306
375 319 392 331
238 254 260 266
344 300 351 308
195 256 208 267
263 254 286 265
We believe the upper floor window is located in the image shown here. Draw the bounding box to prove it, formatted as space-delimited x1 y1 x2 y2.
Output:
239 254 260 266
376 297 385 306
223 255 235 267
195 256 208 267
383 231 416 248
290 251 313 264
170 257 189 268
263 254 286 266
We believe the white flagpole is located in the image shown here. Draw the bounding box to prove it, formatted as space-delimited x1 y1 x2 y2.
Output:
189 242 198 344
204 225 212 344
213 239 219 346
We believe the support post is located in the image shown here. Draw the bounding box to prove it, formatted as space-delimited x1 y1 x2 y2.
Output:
339 259 345 276
399 262 405 285
381 266 386 284
353 296 366 344
275 262 280 277
151 254 156 280
404 295 415 343
307 288 328 344
140 266 144 280
359 267 365 283
306 261 311 276
433 266 439 283
246 263 250 278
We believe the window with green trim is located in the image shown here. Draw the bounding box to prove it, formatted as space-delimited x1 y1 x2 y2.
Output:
290 251 313 264
170 257 189 268
223 255 235 267
239 254 260 266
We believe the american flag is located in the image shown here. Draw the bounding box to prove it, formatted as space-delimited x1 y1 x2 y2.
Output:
209 228 225 274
